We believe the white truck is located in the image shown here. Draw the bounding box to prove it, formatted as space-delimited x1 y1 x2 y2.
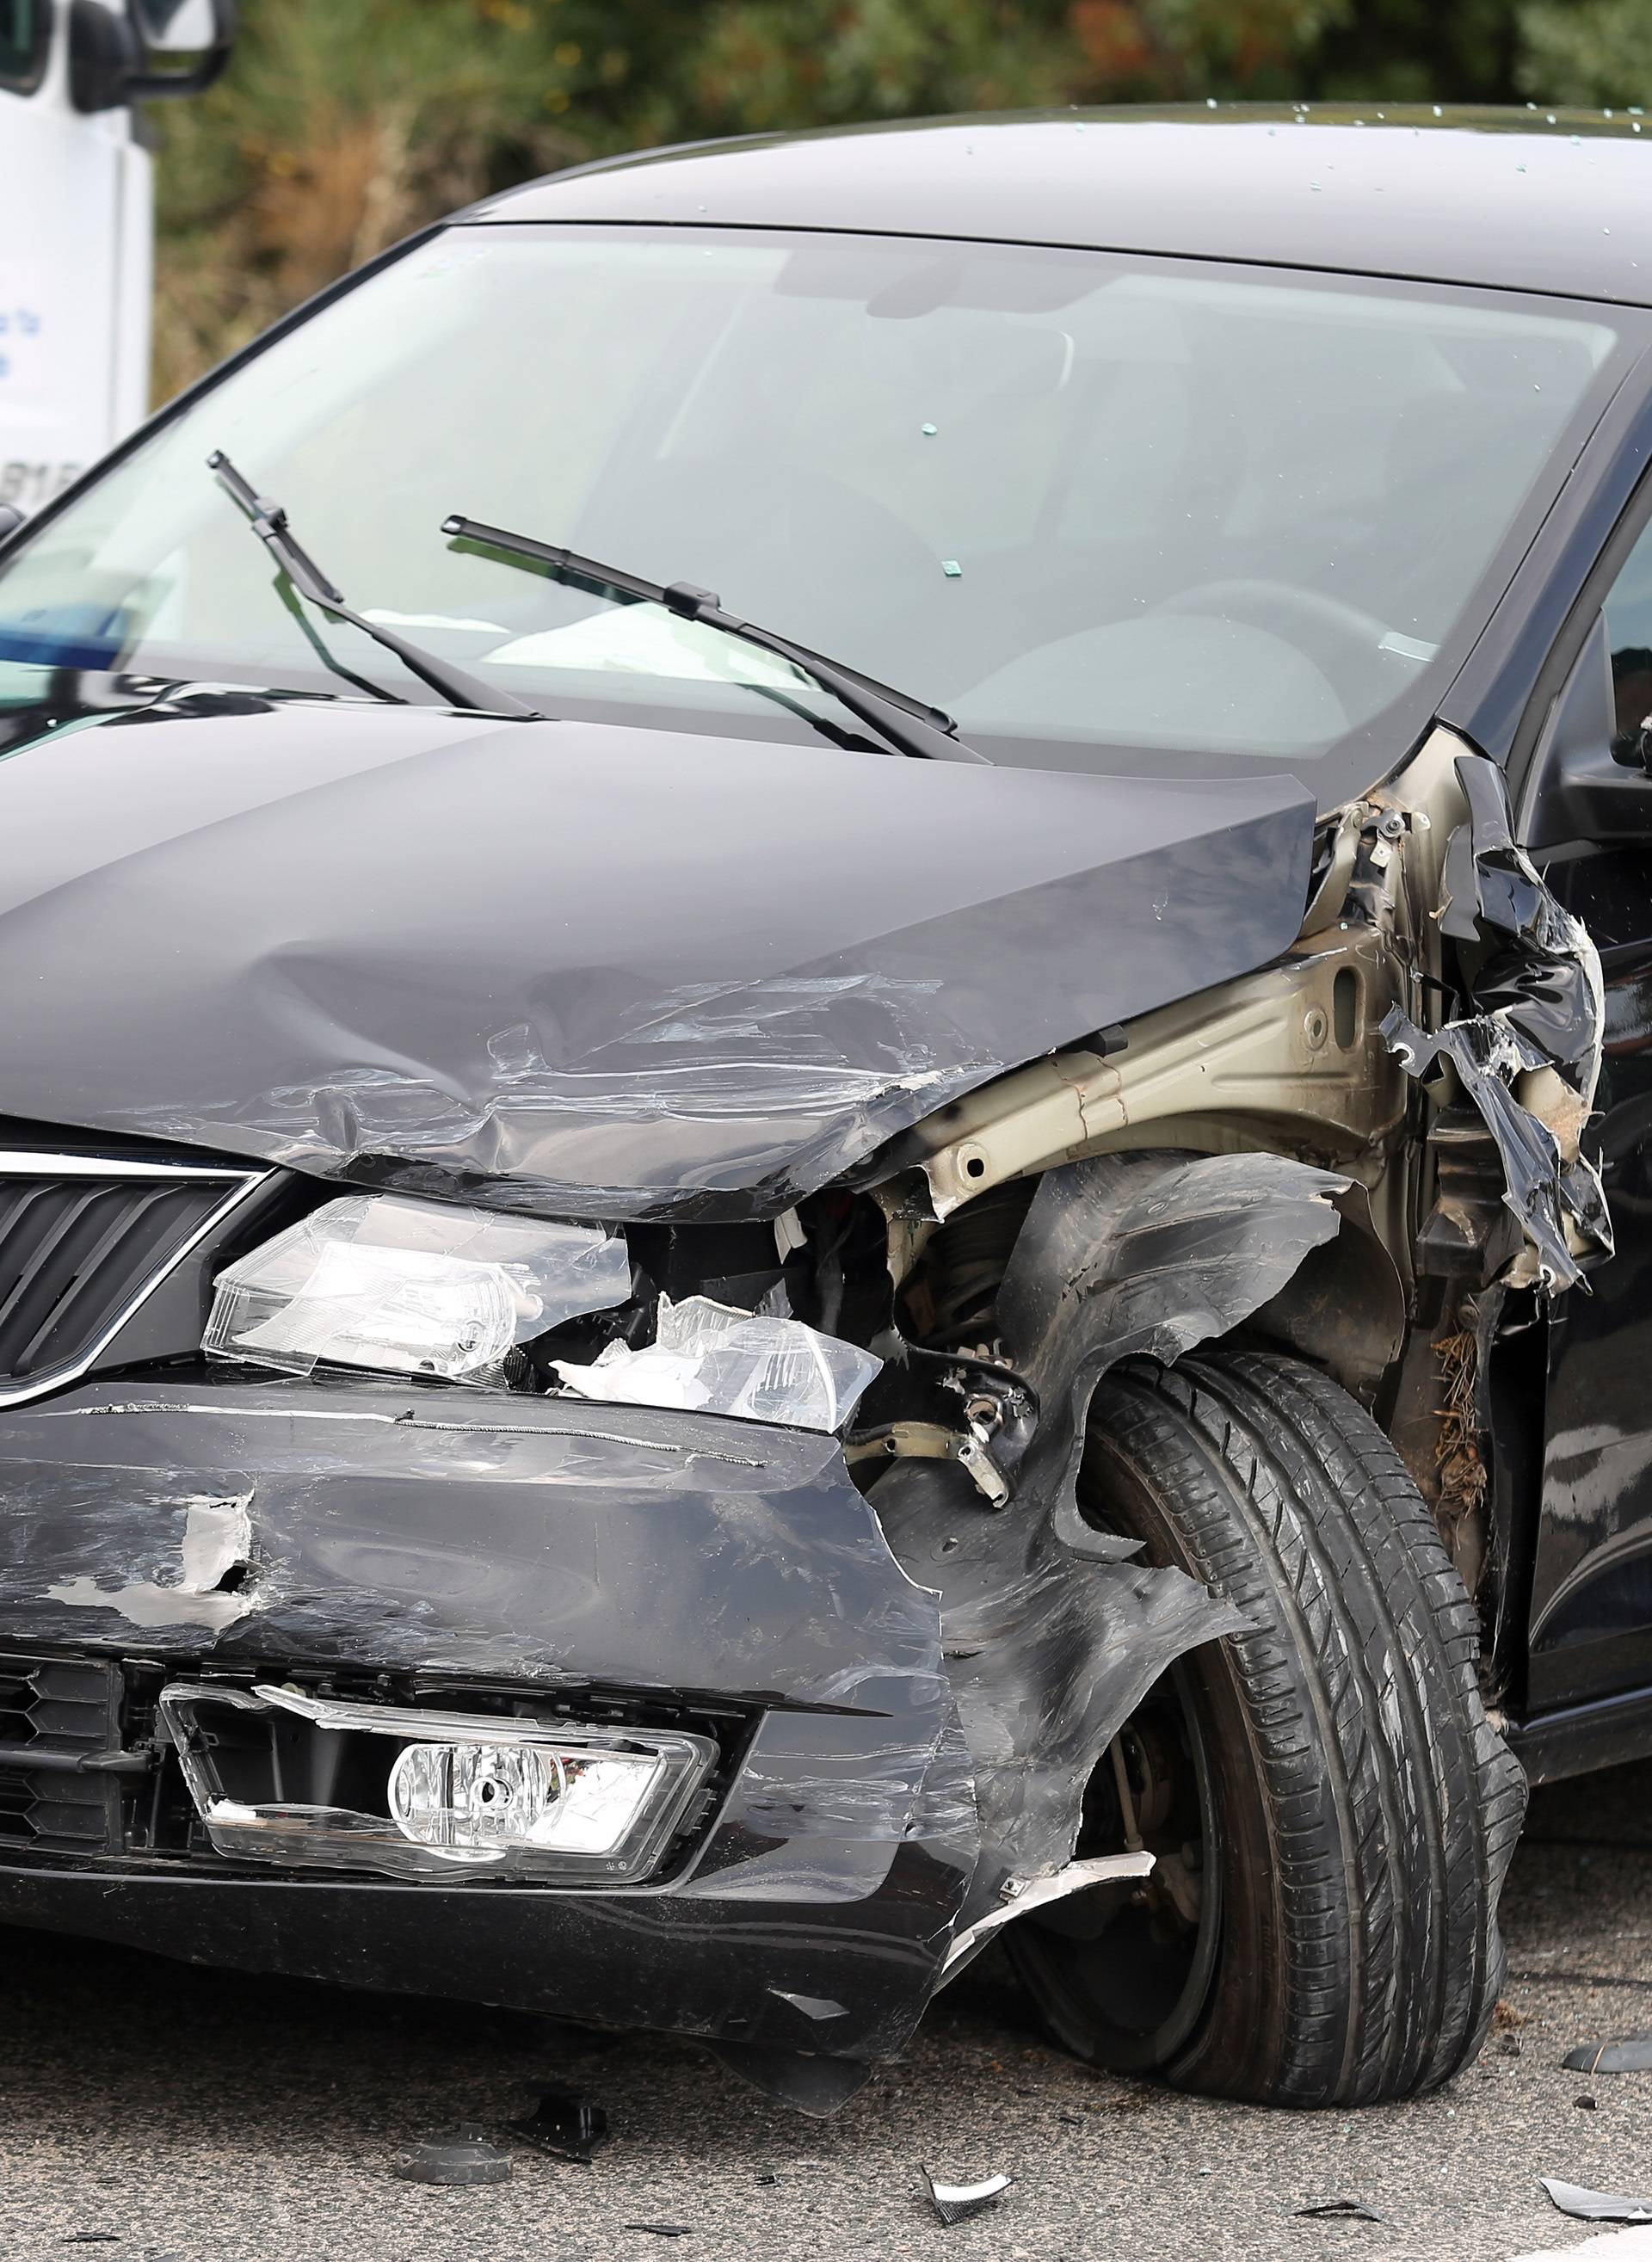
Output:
0 0 233 520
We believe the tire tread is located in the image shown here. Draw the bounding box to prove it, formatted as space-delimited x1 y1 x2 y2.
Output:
1074 1350 1526 2107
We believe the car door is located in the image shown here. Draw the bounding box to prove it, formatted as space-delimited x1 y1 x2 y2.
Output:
1518 496 1652 1714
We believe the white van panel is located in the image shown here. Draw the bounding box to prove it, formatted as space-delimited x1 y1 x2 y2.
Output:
0 43 146 511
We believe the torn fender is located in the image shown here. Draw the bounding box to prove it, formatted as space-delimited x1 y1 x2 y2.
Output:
872 1149 1346 1928
1383 753 1611 1291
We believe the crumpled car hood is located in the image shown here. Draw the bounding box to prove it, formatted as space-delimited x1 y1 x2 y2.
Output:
0 690 1315 1218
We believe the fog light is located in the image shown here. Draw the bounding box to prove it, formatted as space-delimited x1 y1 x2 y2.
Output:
157 1681 716 1885
387 1740 664 1858
390 1741 564 1852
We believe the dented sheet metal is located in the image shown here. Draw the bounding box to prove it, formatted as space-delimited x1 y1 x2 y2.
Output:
0 1373 979 2064
0 691 1314 1221
0 1379 946 1709
1383 754 1610 1291
874 1149 1343 1925
42 1488 254 1633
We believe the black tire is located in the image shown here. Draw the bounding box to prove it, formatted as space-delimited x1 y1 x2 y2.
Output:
1008 1348 1527 2107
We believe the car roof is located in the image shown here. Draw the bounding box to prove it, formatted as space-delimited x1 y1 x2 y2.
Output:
471 104 1652 308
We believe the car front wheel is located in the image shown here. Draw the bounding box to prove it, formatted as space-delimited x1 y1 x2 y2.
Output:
1008 1348 1527 2105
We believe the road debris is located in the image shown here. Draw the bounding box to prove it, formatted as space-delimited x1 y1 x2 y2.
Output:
1542 2178 1652 2223
924 2169 1014 2225
1294 2199 1389 2222
390 2132 512 2186
625 2226 693 2239
502 2087 610 2164
1564 2035 1652 2074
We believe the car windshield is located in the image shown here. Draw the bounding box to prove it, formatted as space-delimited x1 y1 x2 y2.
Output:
0 223 1634 798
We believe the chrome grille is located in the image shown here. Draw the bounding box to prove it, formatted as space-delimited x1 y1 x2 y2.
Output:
0 1149 262 1403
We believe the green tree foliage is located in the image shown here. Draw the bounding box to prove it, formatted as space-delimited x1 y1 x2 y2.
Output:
1517 0 1652 107
149 0 1649 401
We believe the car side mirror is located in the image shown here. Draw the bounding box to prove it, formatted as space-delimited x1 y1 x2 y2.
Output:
70 0 233 113
128 0 232 71
1520 610 1652 848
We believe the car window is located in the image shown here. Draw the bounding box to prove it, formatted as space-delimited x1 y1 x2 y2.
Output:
0 0 48 89
0 224 1638 806
1603 509 1652 759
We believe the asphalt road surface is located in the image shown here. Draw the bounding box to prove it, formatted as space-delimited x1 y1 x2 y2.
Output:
0 1760 1649 2262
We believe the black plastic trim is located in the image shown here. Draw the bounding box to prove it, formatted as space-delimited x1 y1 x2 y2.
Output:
1507 1684 1652 1784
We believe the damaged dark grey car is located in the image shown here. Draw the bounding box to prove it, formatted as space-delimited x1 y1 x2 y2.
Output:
1 104 1650 2114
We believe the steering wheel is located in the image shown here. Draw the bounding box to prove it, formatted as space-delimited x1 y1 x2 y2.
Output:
1151 578 1410 713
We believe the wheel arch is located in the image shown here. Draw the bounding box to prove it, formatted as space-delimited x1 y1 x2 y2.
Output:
995 1145 1402 1416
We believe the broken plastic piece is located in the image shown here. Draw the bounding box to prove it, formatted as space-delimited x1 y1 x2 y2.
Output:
206 1194 630 1384
1294 2200 1388 2222
1541 2178 1652 2223
553 1294 880 1432
502 2088 609 2164
1381 1009 1606 1291
625 2227 693 2240
939 1852 1155 1974
768 1989 848 2022
1383 754 1610 1294
924 2169 1013 2226
391 2134 512 2186
1563 2034 1652 2074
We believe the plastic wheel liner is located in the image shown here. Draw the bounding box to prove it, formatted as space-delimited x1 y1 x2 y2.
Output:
870 1148 1347 1941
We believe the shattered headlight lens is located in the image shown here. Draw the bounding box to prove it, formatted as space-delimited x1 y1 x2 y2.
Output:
204 1193 631 1384
552 1292 881 1433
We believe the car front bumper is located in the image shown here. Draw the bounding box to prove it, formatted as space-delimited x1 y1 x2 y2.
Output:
0 1378 977 2089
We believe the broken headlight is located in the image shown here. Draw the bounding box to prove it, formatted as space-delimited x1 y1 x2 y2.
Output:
158 1683 717 1883
204 1193 631 1384
204 1191 881 1432
551 1291 882 1432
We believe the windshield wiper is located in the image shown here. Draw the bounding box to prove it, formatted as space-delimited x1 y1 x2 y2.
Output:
441 512 988 764
208 453 538 718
